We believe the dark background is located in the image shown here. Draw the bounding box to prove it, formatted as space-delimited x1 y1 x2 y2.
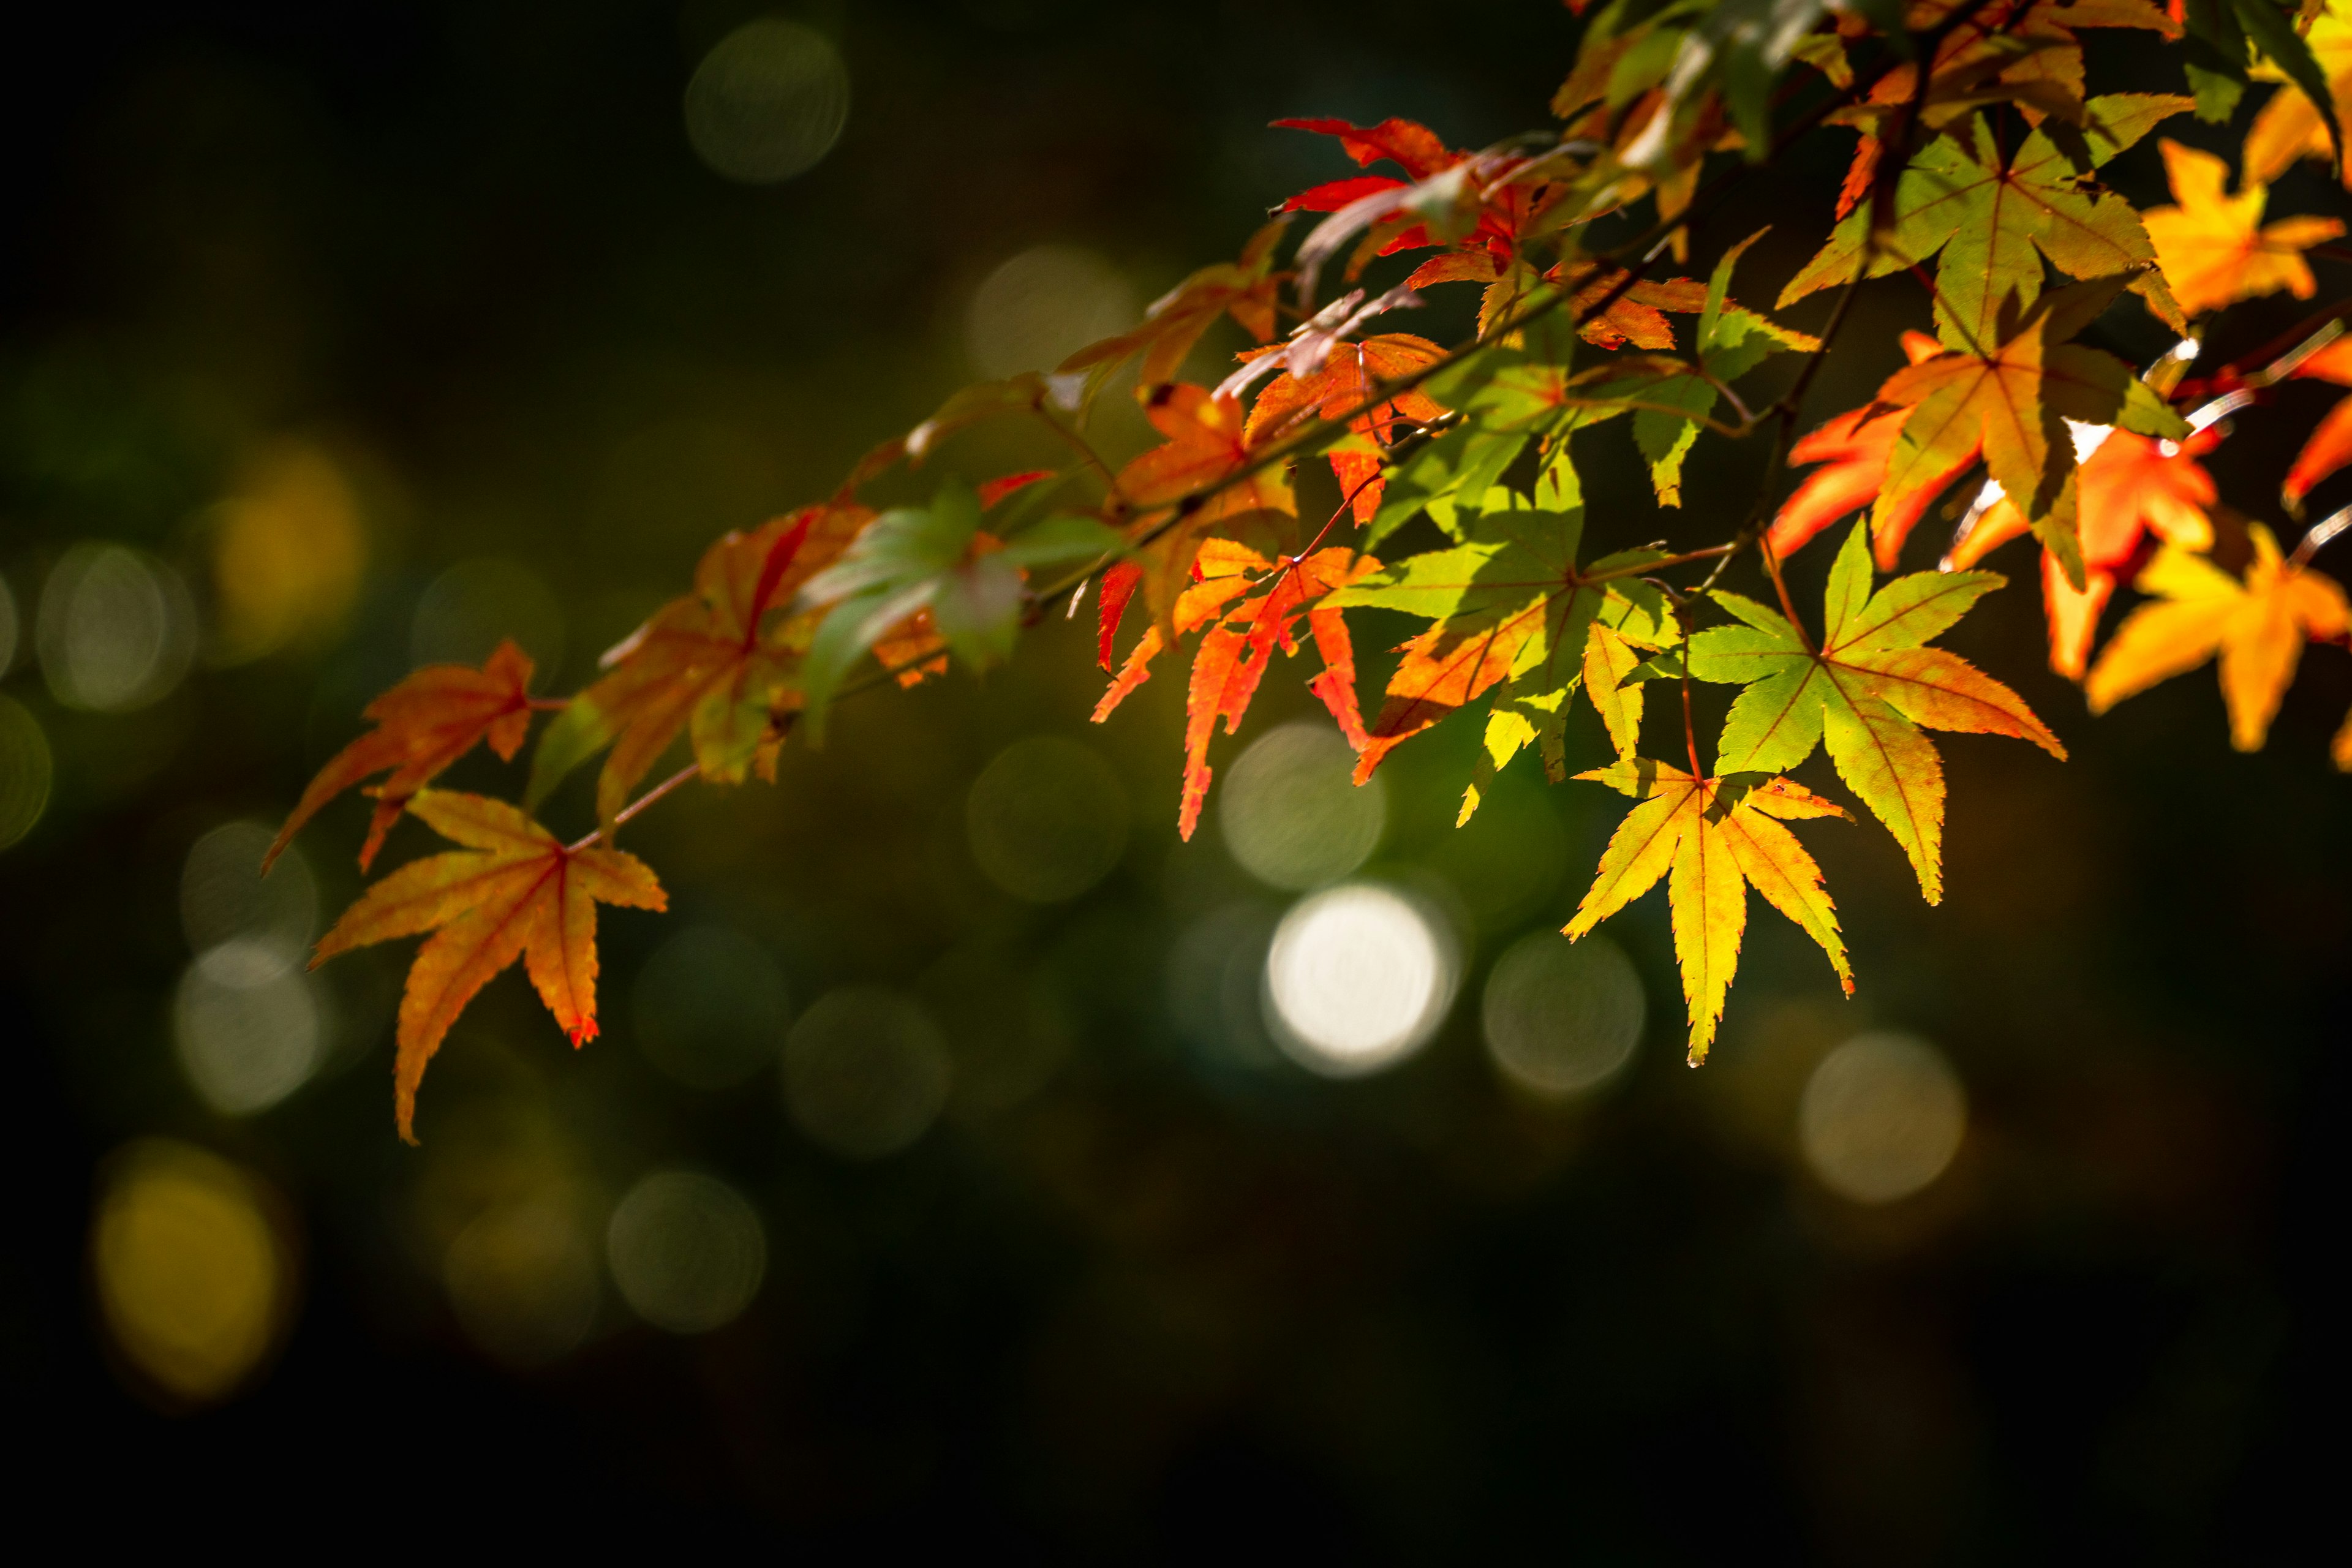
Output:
2 2 2343 1556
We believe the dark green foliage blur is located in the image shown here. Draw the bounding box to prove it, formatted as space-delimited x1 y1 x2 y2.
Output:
2 1 2343 1554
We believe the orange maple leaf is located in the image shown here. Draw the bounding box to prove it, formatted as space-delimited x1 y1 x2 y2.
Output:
1243 333 1447 522
1117 383 1295 519
1540 260 1711 352
1766 331 1948 563
2143 140 2345 318
1093 541 1374 837
2086 524 2351 751
266 639 535 874
1105 382 1298 628
2280 334 2352 507
1950 427 2218 679
311 791 666 1142
541 503 864 827
1857 274 2188 587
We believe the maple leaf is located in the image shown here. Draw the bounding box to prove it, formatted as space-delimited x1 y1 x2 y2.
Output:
2179 0 2346 153
1766 331 1950 562
1093 541 1375 836
1950 426 2218 678
1542 260 1711 352
1783 97 2194 347
2278 333 2352 506
1610 230 1821 507
2086 522 2351 750
528 505 856 830
1117 382 1296 521
1819 4 2182 225
1866 272 2190 584
311 791 666 1142
1243 333 1449 522
268 639 535 874
2143 138 2345 317
1273 116 1568 287
1688 520 2065 903
1093 380 1300 649
1325 464 1674 802
1566 759 1852 1063
796 478 1124 740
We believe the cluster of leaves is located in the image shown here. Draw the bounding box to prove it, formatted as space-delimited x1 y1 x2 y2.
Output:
271 0 2352 1137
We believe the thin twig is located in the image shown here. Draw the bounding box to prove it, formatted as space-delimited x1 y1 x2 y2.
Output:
1757 529 1814 654
567 763 699 853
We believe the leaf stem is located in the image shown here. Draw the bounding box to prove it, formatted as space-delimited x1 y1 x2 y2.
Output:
567 762 699 853
1757 529 1814 654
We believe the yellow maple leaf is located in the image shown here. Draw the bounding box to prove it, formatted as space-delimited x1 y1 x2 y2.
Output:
2143 140 2344 317
2086 526 2351 752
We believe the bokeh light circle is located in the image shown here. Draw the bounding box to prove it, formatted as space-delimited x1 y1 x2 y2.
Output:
783 986 951 1158
409 557 565 675
1264 882 1457 1077
207 440 368 665
633 924 791 1088
0 695 53 850
966 245 1136 380
174 942 325 1115
91 1140 292 1406
1482 932 1645 1096
36 542 197 712
606 1171 767 1333
1219 720 1385 891
443 1198 602 1366
966 735 1130 902
684 20 851 184
1798 1031 1969 1204
182 820 317 968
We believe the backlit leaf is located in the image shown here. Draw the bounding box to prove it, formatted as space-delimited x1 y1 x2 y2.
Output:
1567 758 1852 1063
529 505 856 827
1689 521 2065 902
1951 428 2218 678
1327 463 1673 801
2143 138 2345 317
269 639 535 874
2086 522 2351 750
1867 273 2189 585
310 791 666 1142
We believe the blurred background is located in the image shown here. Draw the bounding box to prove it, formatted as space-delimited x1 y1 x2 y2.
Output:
3 1 2343 1555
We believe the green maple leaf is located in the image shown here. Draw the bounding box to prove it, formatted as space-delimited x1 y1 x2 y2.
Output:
1780 96 2195 346
1686 520 2065 903
1630 229 1819 505
1327 461 1673 816
795 478 1120 741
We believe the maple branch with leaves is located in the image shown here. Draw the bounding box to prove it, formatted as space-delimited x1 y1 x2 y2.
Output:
268 0 2352 1137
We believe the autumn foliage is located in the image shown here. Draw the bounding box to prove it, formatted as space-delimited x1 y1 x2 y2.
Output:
273 0 2352 1137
